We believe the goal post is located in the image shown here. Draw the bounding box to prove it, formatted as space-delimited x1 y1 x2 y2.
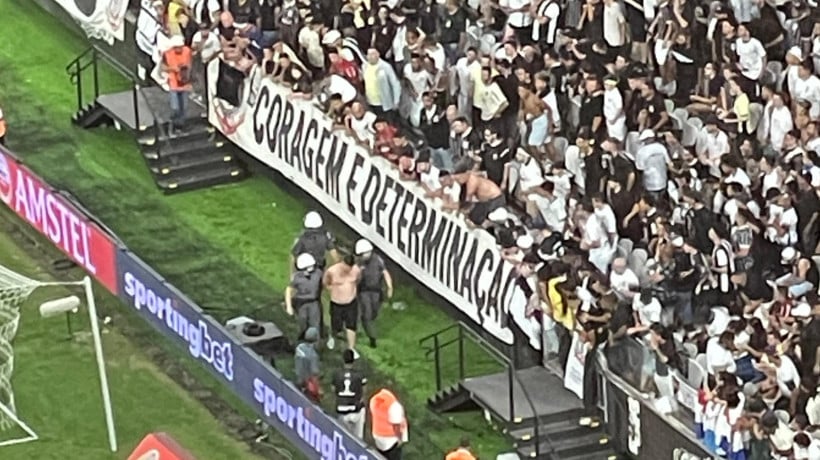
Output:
0 264 117 452
0 267 39 446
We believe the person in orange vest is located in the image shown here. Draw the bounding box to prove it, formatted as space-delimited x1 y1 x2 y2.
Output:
161 35 193 136
369 388 408 460
0 105 6 146
445 437 477 460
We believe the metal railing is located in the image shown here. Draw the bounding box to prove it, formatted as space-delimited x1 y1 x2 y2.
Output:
419 321 554 458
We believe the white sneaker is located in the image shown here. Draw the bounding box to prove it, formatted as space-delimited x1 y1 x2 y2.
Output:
326 336 335 350
351 348 360 360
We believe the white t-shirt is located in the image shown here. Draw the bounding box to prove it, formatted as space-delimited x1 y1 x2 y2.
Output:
735 37 766 81
529 193 567 233
705 337 737 375
594 205 617 238
775 355 801 398
191 30 221 63
603 2 626 47
768 105 794 152
518 158 545 190
725 168 751 188
499 0 533 27
349 112 377 145
420 165 441 191
632 296 662 326
610 269 639 298
373 401 409 451
793 75 820 120
403 64 432 98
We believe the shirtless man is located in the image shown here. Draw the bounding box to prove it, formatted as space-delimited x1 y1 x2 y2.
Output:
324 254 362 357
442 171 506 226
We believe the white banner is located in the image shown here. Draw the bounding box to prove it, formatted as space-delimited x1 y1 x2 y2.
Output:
207 60 537 347
54 0 129 44
563 332 588 399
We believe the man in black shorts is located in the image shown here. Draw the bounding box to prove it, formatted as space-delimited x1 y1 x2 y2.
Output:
323 254 362 359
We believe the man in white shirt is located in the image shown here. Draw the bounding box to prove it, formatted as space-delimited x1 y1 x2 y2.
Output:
453 48 480 118
735 23 766 82
632 289 662 328
527 181 567 233
705 332 737 376
499 0 534 45
696 117 731 177
763 93 794 152
298 19 325 72
793 60 820 120
603 0 627 48
402 55 433 127
609 257 639 301
635 130 670 195
591 193 618 248
191 22 221 95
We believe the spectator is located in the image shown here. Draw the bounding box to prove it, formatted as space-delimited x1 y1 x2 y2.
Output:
161 35 193 135
363 48 402 124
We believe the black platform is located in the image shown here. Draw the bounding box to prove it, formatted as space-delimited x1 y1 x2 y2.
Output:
462 366 584 423
72 86 248 193
96 86 203 131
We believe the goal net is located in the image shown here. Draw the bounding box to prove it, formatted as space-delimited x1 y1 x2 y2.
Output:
0 264 39 446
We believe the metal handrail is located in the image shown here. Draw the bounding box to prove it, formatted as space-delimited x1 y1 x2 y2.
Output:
66 45 165 151
419 322 554 458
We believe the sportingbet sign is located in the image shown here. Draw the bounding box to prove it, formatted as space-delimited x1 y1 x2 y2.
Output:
0 147 119 292
116 252 380 460
207 60 539 349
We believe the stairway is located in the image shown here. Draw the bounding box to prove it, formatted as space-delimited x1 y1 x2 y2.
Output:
137 119 248 193
506 412 619 459
71 102 113 129
427 384 477 414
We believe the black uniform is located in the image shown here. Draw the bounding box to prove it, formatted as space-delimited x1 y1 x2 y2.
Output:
292 228 335 337
332 368 368 414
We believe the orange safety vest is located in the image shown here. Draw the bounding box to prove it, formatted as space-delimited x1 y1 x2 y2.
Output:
445 447 477 460
162 47 193 91
369 389 407 438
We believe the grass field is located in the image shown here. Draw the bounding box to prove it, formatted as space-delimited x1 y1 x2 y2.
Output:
0 1 511 458
0 218 266 460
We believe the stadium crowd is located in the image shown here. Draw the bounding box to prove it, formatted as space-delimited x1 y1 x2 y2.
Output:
151 0 820 458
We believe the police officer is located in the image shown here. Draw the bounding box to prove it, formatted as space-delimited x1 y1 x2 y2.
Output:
291 211 336 274
332 349 367 439
355 239 393 348
285 253 323 339
292 211 337 345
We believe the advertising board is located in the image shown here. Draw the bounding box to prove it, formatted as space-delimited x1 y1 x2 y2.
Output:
0 147 118 292
116 252 381 460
